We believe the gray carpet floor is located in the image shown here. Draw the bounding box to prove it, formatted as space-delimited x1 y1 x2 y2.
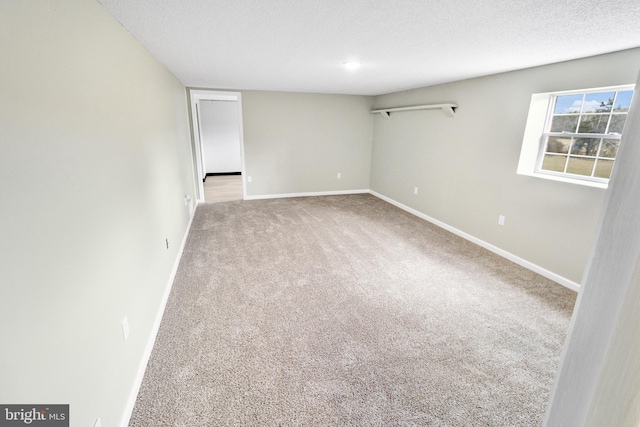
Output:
129 194 576 426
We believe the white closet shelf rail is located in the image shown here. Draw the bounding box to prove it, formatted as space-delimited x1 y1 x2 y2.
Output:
371 103 458 118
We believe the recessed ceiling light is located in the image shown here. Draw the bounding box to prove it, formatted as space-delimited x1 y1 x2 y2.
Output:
343 61 361 70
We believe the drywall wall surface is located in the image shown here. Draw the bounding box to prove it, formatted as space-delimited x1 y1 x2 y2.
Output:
370 48 640 284
545 68 640 427
0 1 194 426
585 262 640 427
199 100 242 173
240 91 374 196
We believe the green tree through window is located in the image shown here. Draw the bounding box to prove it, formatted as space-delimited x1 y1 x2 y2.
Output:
538 88 634 181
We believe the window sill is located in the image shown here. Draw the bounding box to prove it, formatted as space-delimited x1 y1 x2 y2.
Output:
517 169 608 189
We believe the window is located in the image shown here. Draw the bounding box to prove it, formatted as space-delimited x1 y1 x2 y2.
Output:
517 85 635 188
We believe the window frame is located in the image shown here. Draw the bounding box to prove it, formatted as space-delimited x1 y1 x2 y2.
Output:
517 84 635 189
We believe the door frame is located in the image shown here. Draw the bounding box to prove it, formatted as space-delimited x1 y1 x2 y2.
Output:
188 89 246 202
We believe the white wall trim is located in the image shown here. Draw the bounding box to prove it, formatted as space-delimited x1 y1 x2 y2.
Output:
368 190 581 292
244 189 370 200
119 206 198 427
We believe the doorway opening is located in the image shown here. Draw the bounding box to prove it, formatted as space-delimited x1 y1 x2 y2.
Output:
189 90 246 203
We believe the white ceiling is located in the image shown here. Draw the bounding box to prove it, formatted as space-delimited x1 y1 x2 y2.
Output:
98 0 640 96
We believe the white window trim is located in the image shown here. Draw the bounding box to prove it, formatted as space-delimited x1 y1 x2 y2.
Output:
517 84 635 189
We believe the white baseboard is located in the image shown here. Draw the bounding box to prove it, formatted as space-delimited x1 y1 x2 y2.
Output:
244 189 370 200
368 190 580 292
119 206 198 427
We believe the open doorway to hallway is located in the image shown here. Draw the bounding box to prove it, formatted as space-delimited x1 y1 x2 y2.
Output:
189 90 247 203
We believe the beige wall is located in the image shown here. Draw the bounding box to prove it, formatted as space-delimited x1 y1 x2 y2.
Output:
0 1 195 426
240 91 374 196
585 263 640 426
370 48 640 283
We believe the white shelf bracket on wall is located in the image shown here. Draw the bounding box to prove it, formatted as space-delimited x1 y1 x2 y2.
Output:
371 103 458 119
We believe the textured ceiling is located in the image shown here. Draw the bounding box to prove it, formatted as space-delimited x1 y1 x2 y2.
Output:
98 0 640 95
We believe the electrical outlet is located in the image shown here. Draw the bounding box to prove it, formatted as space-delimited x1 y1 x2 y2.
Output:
247 176 253 183
184 194 191 206
337 172 341 179
165 238 169 249
414 187 418 195
121 317 129 341
498 215 506 226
